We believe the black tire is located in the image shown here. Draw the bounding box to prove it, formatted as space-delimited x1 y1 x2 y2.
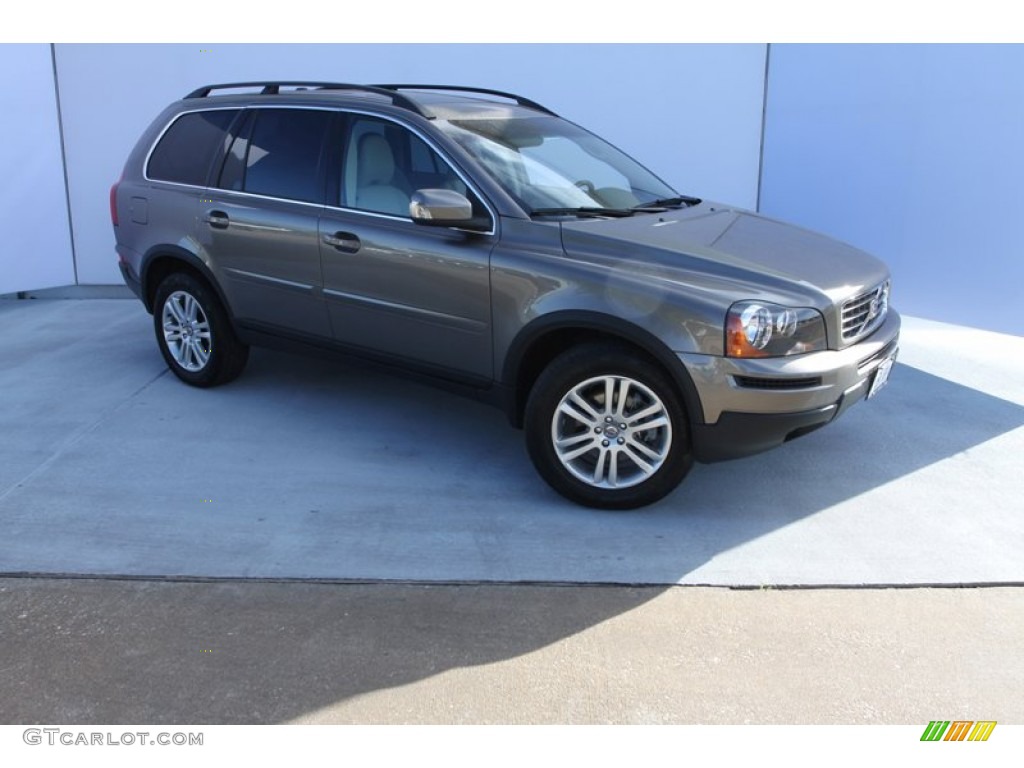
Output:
152 272 249 388
525 343 693 510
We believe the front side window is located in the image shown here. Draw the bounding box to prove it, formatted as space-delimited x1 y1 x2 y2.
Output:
148 110 239 186
340 116 475 217
436 115 678 211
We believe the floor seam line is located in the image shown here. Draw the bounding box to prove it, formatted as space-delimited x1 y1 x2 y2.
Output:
0 367 168 504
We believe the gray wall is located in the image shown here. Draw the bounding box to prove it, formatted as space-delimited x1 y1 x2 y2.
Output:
3 43 1021 335
760 44 1024 333
0 44 74 295
53 43 767 284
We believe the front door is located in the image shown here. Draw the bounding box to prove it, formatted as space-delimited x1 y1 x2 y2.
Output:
318 115 495 381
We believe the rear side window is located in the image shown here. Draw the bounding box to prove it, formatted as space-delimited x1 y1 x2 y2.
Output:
147 110 239 186
235 109 331 203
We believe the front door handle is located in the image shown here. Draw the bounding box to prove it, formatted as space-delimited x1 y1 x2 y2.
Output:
323 231 361 253
205 211 230 229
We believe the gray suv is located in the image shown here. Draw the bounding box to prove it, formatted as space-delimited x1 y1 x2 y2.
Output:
111 82 900 509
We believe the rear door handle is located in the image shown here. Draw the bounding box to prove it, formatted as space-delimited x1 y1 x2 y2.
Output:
205 211 230 229
323 231 361 253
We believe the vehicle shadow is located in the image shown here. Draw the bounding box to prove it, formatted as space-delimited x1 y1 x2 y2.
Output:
199 351 1024 586
2 310 1023 723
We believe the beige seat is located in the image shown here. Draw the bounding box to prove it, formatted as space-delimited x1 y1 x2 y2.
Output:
354 134 410 216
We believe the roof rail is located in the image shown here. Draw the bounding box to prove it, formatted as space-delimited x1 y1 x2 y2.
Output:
183 82 429 116
374 84 556 116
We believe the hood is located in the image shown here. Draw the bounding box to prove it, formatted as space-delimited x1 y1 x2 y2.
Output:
558 204 890 305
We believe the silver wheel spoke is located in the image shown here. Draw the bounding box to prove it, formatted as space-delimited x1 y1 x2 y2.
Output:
622 444 656 476
560 440 599 463
632 415 669 432
167 298 186 325
592 449 609 484
567 391 601 423
556 432 596 450
607 450 619 485
558 399 595 428
192 339 210 367
627 437 663 462
626 401 662 426
614 378 631 417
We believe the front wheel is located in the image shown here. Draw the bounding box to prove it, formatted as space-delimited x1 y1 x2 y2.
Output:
525 344 693 509
153 272 249 387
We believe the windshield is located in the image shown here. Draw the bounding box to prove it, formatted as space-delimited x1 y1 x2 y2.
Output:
436 115 679 213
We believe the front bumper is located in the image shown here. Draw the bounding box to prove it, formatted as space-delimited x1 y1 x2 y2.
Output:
681 310 901 463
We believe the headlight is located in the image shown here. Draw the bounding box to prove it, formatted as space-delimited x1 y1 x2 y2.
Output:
726 301 826 358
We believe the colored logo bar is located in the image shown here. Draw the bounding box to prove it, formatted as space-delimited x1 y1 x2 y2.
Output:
921 721 997 742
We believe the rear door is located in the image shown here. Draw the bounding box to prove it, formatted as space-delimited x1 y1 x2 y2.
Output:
199 107 332 339
318 114 496 381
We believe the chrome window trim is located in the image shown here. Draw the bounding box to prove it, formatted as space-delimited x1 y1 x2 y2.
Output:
143 104 498 237
186 187 326 211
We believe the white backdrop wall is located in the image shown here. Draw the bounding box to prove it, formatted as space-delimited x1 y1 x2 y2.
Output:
53 43 767 285
759 44 1024 335
10 44 1021 337
0 44 74 294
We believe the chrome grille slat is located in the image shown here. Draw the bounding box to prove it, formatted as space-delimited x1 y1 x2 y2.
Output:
841 281 889 342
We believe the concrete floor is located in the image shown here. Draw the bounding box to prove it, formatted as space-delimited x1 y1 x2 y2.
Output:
1 298 1021 725
1 299 1021 586
2 578 1021 725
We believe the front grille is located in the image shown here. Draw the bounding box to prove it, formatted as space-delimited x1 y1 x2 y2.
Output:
734 375 823 390
842 281 889 342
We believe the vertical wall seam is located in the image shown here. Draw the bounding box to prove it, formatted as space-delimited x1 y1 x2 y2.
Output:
755 43 772 213
50 43 78 285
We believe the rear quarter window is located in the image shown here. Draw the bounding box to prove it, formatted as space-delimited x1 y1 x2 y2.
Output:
147 109 240 186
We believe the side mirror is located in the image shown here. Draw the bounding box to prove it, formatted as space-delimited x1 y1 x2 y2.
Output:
409 189 491 232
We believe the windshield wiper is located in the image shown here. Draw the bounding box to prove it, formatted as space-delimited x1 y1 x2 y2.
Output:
530 207 637 218
633 195 701 210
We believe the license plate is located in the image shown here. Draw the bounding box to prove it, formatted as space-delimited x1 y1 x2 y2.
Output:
867 354 895 399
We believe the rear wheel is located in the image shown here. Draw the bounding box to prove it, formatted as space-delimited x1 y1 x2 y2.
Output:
153 272 248 387
525 343 692 509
